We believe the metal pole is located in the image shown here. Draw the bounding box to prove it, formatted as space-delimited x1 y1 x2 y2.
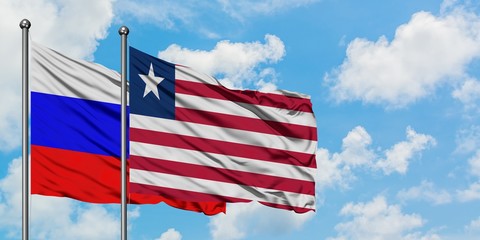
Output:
119 25 129 240
20 18 31 240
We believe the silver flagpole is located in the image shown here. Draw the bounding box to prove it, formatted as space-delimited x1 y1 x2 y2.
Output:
119 25 129 240
20 19 31 240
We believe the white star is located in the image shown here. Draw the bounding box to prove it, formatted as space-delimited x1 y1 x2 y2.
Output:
139 63 164 99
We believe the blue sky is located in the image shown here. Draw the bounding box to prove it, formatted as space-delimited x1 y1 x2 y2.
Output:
1 0 480 239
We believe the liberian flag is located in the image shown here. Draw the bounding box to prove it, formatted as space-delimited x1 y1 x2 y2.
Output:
30 42 225 215
129 47 317 213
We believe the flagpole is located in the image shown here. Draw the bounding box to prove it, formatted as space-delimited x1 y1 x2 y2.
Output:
20 18 31 240
119 25 129 240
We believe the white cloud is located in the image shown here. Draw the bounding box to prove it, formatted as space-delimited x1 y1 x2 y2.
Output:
440 0 460 13
158 34 285 89
0 158 23 232
452 78 480 111
7 0 115 60
317 126 436 190
115 0 194 29
217 0 319 21
465 216 480 233
126 206 141 232
254 68 280 92
0 0 115 152
39 204 119 240
316 126 375 190
340 126 376 167
118 0 319 26
155 228 182 240
116 0 234 39
127 206 140 219
435 216 480 240
116 1 318 38
209 202 315 240
403 232 442 240
326 7 480 108
0 158 120 239
455 125 480 154
316 148 354 190
456 148 480 202
468 150 480 178
397 180 452 205
328 196 432 240
457 182 480 202
375 127 436 175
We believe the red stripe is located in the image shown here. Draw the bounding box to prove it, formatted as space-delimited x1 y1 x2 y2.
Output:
32 145 122 203
31 145 226 214
259 201 314 213
176 79 313 113
130 156 315 195
130 183 314 213
130 128 317 168
131 182 251 203
129 193 225 215
176 107 318 141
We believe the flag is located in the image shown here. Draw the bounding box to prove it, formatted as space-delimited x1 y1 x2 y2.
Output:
129 47 317 213
30 42 225 215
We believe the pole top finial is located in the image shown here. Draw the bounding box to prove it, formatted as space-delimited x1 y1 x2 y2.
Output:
19 19 31 29
119 26 129 36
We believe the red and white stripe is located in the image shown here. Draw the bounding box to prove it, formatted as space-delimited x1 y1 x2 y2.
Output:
130 65 317 213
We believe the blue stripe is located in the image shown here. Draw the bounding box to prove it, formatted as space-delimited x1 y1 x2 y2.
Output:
31 91 124 157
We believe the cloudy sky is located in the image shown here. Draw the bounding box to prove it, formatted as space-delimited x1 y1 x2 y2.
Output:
1 0 480 239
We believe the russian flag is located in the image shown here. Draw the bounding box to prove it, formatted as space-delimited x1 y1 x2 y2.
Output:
30 42 225 215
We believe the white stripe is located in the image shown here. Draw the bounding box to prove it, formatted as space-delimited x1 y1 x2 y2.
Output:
130 169 316 209
175 65 218 85
130 141 316 182
131 114 316 153
31 42 121 104
176 93 316 127
175 65 312 99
